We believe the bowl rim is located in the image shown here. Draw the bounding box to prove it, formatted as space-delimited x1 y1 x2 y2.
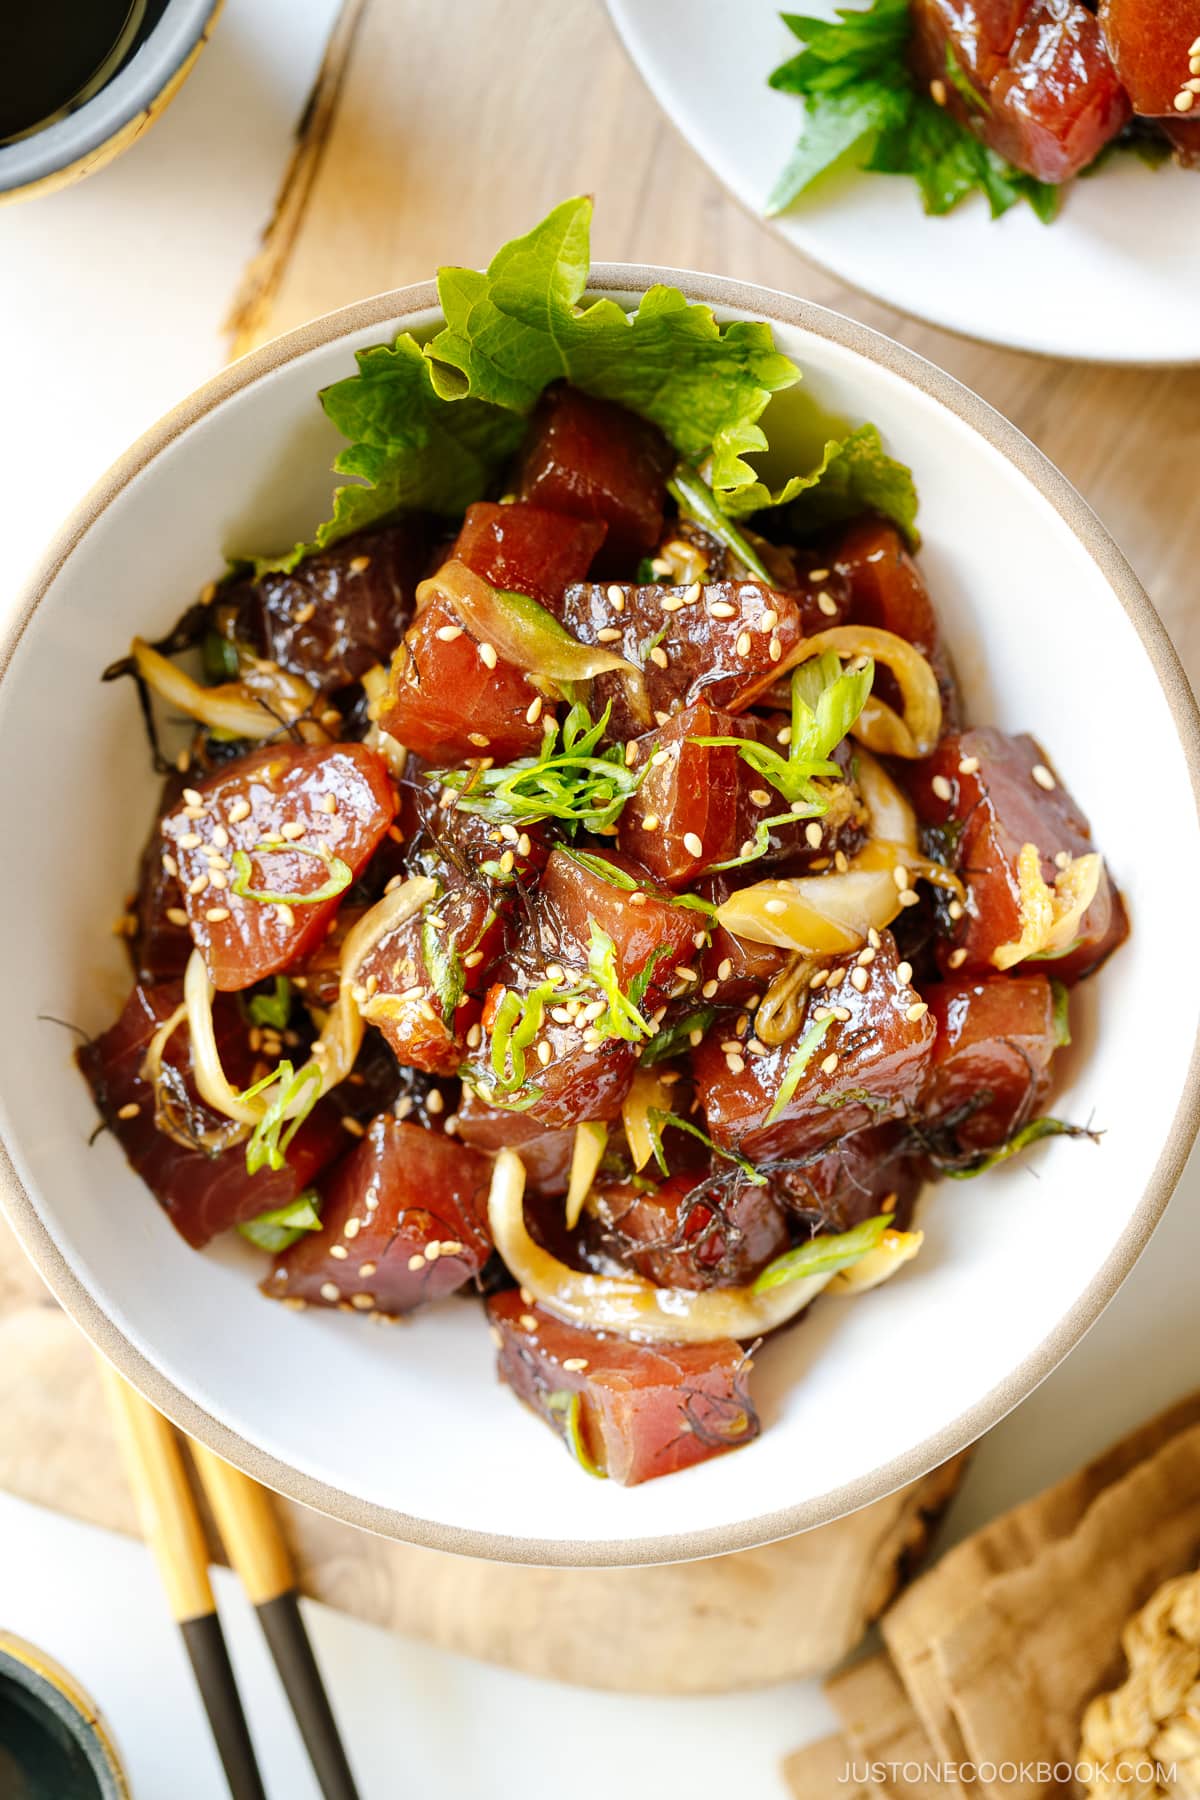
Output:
0 0 222 196
2 265 1199 1567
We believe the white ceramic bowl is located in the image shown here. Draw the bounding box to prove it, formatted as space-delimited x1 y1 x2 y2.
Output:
606 0 1200 365
1 270 1198 1566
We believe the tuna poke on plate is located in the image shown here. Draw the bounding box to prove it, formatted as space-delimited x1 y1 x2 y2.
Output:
766 0 1200 222
80 200 1128 1487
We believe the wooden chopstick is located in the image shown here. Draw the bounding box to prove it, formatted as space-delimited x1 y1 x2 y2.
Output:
99 1363 267 1800
188 1440 361 1800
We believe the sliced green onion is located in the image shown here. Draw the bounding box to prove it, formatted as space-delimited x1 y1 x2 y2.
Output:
242 1060 324 1174
203 632 241 683
668 465 775 586
692 650 873 813
764 1013 835 1126
645 1107 766 1187
430 701 645 835
422 913 465 1021
587 921 656 1044
238 1191 323 1254
753 1214 891 1295
230 841 353 906
421 559 640 684
1051 979 1071 1048
246 977 292 1031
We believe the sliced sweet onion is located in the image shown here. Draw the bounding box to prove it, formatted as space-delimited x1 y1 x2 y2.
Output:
361 664 408 782
131 639 325 742
855 746 917 850
830 1228 924 1293
184 875 437 1125
488 1149 834 1345
736 626 941 758
417 560 639 685
716 869 902 954
565 1121 608 1230
621 1067 678 1174
755 954 815 1049
140 1001 246 1152
992 846 1102 971
852 839 965 900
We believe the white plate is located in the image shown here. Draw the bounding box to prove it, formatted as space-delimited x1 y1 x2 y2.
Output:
1 271 1198 1566
606 0 1200 364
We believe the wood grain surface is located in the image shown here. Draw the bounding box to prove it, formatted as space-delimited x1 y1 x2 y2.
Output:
4 0 1196 1696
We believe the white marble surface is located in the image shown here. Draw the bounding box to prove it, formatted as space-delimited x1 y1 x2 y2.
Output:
1 0 1198 1793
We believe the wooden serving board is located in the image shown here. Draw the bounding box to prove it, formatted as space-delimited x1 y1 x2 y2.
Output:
4 0 1198 1695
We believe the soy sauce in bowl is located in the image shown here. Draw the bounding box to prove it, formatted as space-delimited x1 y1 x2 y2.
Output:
0 2 150 145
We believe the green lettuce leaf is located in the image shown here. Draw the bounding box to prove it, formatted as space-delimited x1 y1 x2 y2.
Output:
424 196 800 494
719 422 918 543
254 334 524 574
766 0 1059 224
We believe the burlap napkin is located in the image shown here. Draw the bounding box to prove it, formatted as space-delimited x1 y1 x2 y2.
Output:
786 1396 1200 1799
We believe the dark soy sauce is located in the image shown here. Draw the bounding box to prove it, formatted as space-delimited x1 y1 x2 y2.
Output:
0 1 148 145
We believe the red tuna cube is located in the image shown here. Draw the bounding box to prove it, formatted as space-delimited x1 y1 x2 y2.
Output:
451 502 606 607
693 930 937 1162
378 594 546 764
585 1168 790 1290
454 1090 575 1197
826 515 960 724
264 1118 493 1315
488 1291 760 1485
921 973 1058 1152
78 983 344 1249
516 384 675 570
160 742 396 992
906 727 1128 984
1099 0 1199 118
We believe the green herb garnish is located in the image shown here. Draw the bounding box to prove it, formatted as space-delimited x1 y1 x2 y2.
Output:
422 913 466 1021
238 1191 323 1254
241 1060 324 1175
766 1 1059 225
246 977 292 1031
230 841 353 907
667 465 775 584
944 1116 1093 1180
1051 980 1071 1049
753 1213 891 1293
645 1107 766 1187
489 985 558 1092
202 632 240 682
587 922 657 1044
694 648 872 822
640 1006 719 1067
430 701 645 835
765 1013 835 1125
558 847 718 920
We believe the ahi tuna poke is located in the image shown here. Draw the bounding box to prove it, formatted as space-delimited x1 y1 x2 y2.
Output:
766 0 1200 222
80 201 1127 1486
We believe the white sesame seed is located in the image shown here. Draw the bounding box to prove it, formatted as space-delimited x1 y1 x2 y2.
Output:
624 740 640 768
408 1253 425 1271
478 642 498 670
809 969 829 990
868 928 881 948
649 646 669 670
735 631 752 658
661 594 685 613
856 945 875 967
820 1053 839 1076
641 813 660 833
177 832 202 850
896 961 913 985
1175 88 1196 111
606 585 625 606
763 897 788 915
182 786 204 807
435 624 463 642
205 907 230 923
683 583 702 606
1054 849 1071 870
525 696 543 725
596 627 623 642
709 602 736 619
805 823 823 850
702 979 719 998
892 865 911 891
905 1001 929 1023
520 1312 538 1332
817 591 838 617
689 1028 704 1047
850 966 869 992
117 1101 140 1120
947 947 968 969
562 1357 589 1372
166 907 189 927
320 1282 340 1302
957 755 980 776
931 774 953 802
188 874 209 896
725 1053 746 1074
809 569 830 582
281 820 306 840
683 831 704 858
930 77 947 105
716 957 733 981
898 889 920 908
227 798 251 823
760 609 778 633
1032 763 1056 791
330 1244 348 1260
948 899 964 921
629 890 647 907
768 636 782 662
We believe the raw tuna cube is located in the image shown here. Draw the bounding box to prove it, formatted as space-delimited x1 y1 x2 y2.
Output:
921 973 1057 1151
537 847 701 997
560 578 805 737
378 594 546 765
911 0 1131 182
355 878 497 1076
1099 0 1199 118
397 765 550 885
79 983 344 1249
471 977 639 1129
585 1168 790 1290
770 1123 924 1233
693 930 937 1161
698 877 790 1008
906 727 1128 984
516 384 675 569
232 522 428 694
617 702 743 886
264 1118 493 1315
827 515 960 724
488 1291 760 1485
455 1090 575 1197
161 742 396 992
451 502 606 606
